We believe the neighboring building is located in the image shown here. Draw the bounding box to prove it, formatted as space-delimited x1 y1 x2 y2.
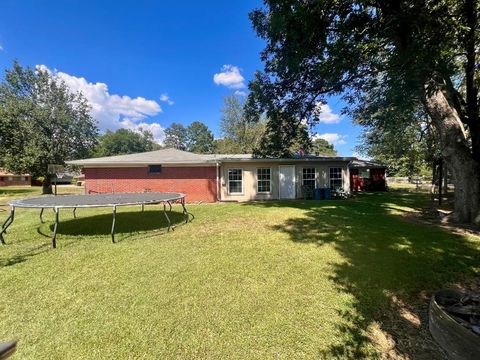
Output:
349 159 387 191
0 169 31 187
67 148 385 202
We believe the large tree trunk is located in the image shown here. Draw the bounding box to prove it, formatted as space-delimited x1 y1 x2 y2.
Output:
42 174 53 195
422 81 480 224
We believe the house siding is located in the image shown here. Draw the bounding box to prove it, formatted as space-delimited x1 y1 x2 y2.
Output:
84 166 217 202
220 161 350 201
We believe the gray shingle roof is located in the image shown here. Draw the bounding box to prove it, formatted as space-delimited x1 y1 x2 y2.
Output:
67 148 218 166
67 148 358 166
349 159 387 169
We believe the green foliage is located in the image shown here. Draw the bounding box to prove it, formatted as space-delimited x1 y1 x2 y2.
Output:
219 95 265 153
164 122 188 150
245 0 478 163
186 121 215 154
312 138 337 157
254 110 311 157
164 121 215 154
0 61 98 192
356 118 438 178
94 128 160 157
214 137 241 154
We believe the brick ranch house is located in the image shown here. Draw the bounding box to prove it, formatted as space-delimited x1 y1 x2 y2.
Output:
0 169 31 187
67 148 386 202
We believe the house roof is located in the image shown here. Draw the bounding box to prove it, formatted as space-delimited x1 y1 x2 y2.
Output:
0 169 30 176
66 148 218 166
66 148 365 167
349 159 387 169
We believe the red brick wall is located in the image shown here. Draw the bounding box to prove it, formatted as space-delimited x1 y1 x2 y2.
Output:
84 166 217 202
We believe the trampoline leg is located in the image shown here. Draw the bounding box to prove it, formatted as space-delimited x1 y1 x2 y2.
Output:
181 198 190 223
40 208 45 223
163 203 171 231
52 208 59 249
0 206 15 245
168 201 172 213
73 208 77 219
141 203 144 212
111 206 116 243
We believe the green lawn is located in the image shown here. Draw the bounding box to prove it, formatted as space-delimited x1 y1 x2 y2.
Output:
0 187 478 359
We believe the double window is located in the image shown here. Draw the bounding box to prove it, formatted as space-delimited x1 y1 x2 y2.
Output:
302 168 316 189
330 167 343 190
228 168 243 194
257 168 271 193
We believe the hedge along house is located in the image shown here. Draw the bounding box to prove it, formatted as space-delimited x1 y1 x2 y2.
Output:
67 148 383 202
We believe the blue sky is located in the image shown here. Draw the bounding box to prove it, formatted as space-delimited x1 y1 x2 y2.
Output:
0 0 362 156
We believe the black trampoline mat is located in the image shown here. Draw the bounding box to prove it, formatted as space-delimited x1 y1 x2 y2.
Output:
9 192 185 208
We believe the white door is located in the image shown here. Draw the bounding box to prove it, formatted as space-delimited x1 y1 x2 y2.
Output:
279 165 296 199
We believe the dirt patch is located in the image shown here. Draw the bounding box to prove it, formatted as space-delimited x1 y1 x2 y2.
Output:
368 292 448 359
400 206 480 238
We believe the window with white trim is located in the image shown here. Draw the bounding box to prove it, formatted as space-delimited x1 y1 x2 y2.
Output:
228 168 243 194
257 168 271 193
330 167 343 190
302 168 316 188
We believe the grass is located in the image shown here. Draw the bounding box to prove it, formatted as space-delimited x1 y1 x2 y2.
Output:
0 187 478 359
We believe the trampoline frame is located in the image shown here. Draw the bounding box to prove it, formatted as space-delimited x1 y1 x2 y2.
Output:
0 192 192 248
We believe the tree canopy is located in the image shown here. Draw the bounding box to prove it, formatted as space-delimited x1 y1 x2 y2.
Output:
312 138 337 157
186 121 215 154
0 61 98 193
164 122 188 150
164 121 215 154
219 95 266 153
247 0 480 223
94 128 160 157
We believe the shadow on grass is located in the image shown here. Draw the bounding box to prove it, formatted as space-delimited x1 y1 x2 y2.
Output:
1 243 51 267
44 210 187 240
1 207 189 268
246 192 478 358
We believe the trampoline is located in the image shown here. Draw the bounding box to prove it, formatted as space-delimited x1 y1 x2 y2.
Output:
0 192 192 248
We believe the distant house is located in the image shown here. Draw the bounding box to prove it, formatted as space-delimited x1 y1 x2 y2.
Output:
67 148 386 202
0 169 31 187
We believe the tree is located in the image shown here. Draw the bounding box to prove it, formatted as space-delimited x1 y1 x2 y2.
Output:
164 122 187 150
214 137 241 154
247 0 480 223
94 128 161 157
220 95 266 153
0 61 98 194
357 121 437 178
312 138 338 157
186 121 215 153
253 110 312 158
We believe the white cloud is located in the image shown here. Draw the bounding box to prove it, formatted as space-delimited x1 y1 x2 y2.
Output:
313 133 348 146
234 90 247 97
313 103 341 124
120 119 165 143
213 65 245 89
36 64 165 143
0 45 3 52
160 93 174 105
